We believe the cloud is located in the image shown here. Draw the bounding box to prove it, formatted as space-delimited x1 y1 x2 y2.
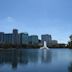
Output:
0 16 14 23
7 16 14 22
0 17 24 33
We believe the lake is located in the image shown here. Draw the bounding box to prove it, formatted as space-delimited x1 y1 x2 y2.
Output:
0 48 72 72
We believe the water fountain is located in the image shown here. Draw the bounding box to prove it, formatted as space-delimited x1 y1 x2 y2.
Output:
40 41 49 50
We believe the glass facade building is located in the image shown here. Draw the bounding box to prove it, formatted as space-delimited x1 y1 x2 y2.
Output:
4 34 13 44
19 33 28 45
29 35 38 45
0 32 4 44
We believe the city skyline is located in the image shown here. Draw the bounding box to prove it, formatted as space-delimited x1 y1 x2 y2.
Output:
0 0 72 43
0 29 59 48
0 29 70 44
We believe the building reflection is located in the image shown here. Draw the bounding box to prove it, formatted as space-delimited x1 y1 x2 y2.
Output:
11 49 18 69
39 49 52 63
0 49 52 69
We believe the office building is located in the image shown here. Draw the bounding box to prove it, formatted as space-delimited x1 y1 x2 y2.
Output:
4 34 13 44
28 35 38 45
0 32 4 44
12 29 19 45
19 33 29 45
41 34 52 46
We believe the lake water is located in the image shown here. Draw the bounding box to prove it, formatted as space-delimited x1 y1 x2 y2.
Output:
0 49 72 72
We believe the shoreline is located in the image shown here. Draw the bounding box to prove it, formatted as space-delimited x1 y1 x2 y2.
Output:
0 47 71 49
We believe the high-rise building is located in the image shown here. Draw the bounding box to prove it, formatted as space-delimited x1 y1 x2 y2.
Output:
19 33 29 45
12 29 19 45
41 34 52 46
0 32 4 44
4 34 13 44
28 35 38 45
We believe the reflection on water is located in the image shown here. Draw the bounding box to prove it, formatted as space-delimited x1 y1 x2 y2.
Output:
0 49 52 69
68 62 72 72
0 49 72 72
39 49 52 63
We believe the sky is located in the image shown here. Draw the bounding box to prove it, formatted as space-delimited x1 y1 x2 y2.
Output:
0 0 72 43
